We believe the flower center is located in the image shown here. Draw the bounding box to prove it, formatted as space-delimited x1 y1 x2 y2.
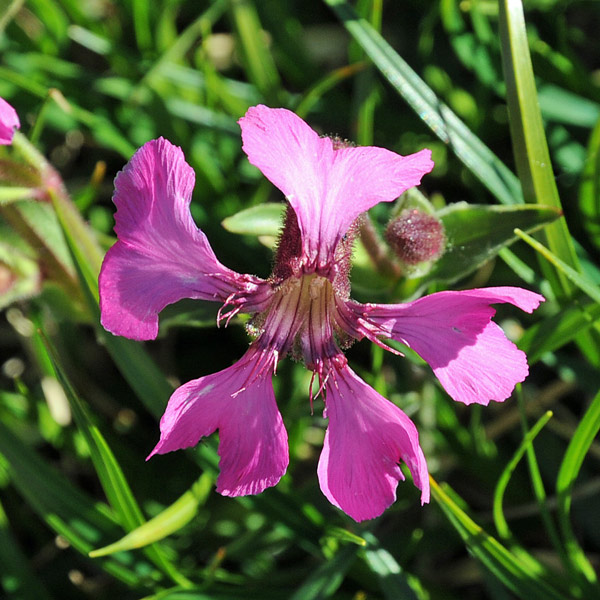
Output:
251 273 345 371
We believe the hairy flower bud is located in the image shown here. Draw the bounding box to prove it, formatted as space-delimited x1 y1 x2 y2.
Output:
385 209 445 266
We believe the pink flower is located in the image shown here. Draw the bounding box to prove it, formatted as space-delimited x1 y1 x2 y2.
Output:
0 97 20 145
99 105 544 522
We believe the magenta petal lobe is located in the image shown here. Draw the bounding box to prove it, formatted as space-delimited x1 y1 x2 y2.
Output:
239 105 434 271
99 138 269 340
318 363 429 522
350 287 544 406
0 97 20 145
148 349 288 496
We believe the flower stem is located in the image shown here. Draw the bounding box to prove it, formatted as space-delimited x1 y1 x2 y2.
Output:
359 214 403 279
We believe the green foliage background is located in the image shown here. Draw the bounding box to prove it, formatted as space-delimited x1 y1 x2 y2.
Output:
0 0 599 598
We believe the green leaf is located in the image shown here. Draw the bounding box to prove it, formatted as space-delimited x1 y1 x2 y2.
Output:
221 203 285 237
165 100 239 134
90 473 213 557
351 0 382 148
556 389 600 586
416 203 560 288
439 0 502 92
350 238 396 300
1 201 78 299
132 0 152 52
98 335 173 419
6 89 135 159
14 202 74 272
324 0 523 206
0 241 41 309
222 202 559 299
0 158 42 187
515 389 570 582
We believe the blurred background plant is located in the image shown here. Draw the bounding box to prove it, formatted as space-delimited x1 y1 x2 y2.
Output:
0 0 599 598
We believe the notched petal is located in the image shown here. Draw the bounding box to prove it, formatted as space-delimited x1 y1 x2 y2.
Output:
99 137 268 340
351 287 544 405
148 349 288 496
318 364 429 522
239 105 434 273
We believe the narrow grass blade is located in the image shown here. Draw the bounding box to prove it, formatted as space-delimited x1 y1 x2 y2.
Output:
431 476 571 600
0 500 52 600
556 389 600 586
515 389 571 581
519 298 600 364
579 116 600 250
0 187 39 204
294 62 367 119
98 336 173 419
51 191 172 419
132 0 152 52
362 532 419 600
493 411 553 540
324 527 367 547
498 0 579 297
514 229 600 304
289 544 359 600
135 1 228 100
140 587 288 600
38 332 192 587
499 247 539 286
90 473 213 557
0 78 136 157
0 422 147 586
229 0 281 103
352 0 382 147
324 0 523 206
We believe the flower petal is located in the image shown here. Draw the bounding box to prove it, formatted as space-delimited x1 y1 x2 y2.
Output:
148 349 288 496
0 97 20 145
318 363 429 522
350 287 544 405
99 137 269 341
239 105 433 272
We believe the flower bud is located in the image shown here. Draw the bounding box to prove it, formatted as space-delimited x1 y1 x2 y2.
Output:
384 209 445 266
